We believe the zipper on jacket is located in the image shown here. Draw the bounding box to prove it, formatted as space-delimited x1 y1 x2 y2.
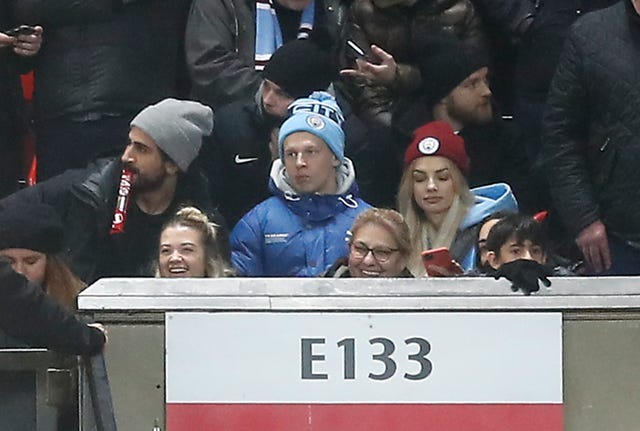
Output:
599 136 610 152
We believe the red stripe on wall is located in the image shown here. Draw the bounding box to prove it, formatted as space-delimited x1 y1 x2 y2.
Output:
166 403 562 431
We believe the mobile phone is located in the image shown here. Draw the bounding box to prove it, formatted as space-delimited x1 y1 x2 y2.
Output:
346 40 370 61
4 25 38 37
421 247 463 277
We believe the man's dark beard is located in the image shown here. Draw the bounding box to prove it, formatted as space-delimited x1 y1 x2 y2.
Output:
123 162 165 193
131 174 165 193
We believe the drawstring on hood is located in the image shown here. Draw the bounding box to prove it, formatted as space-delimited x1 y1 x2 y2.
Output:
268 158 362 221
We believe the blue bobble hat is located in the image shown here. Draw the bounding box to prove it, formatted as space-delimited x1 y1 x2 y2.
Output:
278 91 346 162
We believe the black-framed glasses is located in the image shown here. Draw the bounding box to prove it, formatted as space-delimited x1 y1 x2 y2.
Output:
350 241 398 262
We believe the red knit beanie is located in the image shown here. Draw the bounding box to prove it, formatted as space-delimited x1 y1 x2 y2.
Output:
403 121 470 175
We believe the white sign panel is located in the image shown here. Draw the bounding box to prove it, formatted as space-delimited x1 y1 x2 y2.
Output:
166 312 562 404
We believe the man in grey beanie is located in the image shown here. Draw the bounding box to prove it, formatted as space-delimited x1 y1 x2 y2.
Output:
0 98 228 283
129 98 213 172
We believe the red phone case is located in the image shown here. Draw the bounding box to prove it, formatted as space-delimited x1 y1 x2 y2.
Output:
421 247 462 276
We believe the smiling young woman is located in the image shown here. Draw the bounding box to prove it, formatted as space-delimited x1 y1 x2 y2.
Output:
156 206 233 278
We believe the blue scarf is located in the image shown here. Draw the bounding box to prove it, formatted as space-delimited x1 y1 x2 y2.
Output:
254 0 315 70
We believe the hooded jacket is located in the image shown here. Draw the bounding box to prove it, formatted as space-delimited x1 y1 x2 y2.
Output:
451 182 518 271
231 158 371 276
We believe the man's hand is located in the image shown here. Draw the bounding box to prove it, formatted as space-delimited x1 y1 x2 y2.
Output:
576 220 611 273
0 32 16 48
340 44 397 86
12 26 43 57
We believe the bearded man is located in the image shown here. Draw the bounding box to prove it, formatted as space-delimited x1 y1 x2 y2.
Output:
0 99 227 282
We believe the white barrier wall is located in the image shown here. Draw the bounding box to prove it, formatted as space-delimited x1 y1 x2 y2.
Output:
78 277 640 431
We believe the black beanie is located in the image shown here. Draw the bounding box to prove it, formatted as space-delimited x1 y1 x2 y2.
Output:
0 202 64 254
416 31 489 108
262 40 336 99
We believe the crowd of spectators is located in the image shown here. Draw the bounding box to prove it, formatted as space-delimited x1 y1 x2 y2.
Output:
2 0 640 333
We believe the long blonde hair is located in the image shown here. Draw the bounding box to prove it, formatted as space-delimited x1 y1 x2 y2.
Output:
156 206 233 278
397 157 475 276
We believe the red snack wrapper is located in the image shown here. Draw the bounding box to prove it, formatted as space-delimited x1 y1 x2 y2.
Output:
110 169 134 234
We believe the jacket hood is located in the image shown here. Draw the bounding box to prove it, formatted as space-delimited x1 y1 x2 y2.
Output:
268 158 362 221
461 183 518 229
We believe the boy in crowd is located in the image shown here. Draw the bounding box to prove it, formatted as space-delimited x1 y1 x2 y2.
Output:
483 213 576 294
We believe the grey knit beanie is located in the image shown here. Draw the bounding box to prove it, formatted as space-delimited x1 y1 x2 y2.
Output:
130 98 214 172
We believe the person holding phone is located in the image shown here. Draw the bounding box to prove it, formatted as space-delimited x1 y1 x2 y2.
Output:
0 6 42 197
397 120 518 276
337 0 488 127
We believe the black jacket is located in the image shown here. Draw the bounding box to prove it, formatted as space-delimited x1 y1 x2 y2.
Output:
0 1 31 196
0 259 104 355
202 97 275 227
0 158 226 283
542 1 640 241
11 0 190 121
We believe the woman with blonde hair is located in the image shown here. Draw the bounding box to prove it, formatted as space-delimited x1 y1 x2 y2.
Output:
325 207 413 278
398 121 518 276
156 206 233 278
0 202 84 311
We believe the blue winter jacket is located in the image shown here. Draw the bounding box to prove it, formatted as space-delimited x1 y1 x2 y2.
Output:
231 159 371 276
454 183 519 271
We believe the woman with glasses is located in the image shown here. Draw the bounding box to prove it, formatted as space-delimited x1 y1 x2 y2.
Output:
397 121 518 276
324 208 413 278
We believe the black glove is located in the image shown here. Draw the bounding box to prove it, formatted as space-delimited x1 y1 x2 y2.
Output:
493 259 552 295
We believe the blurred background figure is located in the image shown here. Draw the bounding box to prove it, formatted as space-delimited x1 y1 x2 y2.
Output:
0 10 42 197
338 0 488 127
325 207 413 278
156 206 233 278
186 0 349 109
11 0 192 180
397 121 517 276
543 0 640 275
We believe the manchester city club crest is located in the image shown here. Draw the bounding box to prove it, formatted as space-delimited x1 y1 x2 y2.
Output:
306 115 326 130
418 137 440 155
